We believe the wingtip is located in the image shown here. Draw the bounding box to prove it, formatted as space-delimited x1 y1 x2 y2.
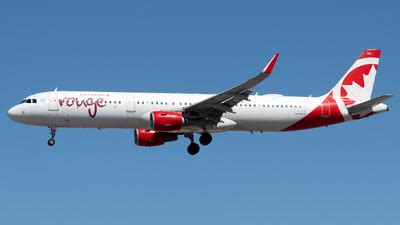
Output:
385 94 394 98
262 53 279 74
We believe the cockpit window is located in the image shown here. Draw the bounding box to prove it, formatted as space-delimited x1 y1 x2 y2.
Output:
20 98 38 104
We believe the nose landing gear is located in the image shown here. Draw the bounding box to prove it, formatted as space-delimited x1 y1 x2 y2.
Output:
47 127 56 146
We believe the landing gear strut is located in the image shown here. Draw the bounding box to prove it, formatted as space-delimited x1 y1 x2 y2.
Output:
48 127 56 146
184 133 200 156
199 132 212 146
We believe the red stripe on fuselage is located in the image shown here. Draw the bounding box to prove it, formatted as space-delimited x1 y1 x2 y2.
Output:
282 93 345 131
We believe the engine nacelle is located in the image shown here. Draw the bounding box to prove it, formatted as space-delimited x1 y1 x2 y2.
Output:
150 111 185 131
134 128 178 147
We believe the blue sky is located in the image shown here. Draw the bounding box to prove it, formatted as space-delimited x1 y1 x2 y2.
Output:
1 0 399 224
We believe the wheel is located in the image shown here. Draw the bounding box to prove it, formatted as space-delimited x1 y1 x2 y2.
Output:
187 143 200 155
48 138 55 146
199 133 212 146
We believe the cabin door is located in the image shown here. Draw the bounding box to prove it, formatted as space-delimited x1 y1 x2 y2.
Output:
48 92 59 111
321 99 330 118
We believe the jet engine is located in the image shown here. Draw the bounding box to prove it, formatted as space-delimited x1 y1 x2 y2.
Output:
134 128 178 147
150 111 185 131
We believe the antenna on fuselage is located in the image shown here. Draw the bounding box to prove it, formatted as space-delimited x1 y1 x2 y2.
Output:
54 88 58 92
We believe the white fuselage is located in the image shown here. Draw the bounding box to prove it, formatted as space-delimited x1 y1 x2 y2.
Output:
8 91 328 133
7 50 390 154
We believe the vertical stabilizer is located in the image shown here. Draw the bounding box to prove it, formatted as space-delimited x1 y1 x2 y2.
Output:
329 49 381 105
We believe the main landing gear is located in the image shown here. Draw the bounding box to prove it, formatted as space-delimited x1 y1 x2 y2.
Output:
47 127 56 146
199 132 212 146
185 132 213 156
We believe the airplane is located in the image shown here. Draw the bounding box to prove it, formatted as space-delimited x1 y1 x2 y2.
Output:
8 49 392 155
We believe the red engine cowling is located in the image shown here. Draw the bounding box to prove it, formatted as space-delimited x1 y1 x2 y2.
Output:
134 128 178 147
150 111 184 131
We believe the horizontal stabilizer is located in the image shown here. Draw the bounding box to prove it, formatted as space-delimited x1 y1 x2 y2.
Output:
347 94 393 115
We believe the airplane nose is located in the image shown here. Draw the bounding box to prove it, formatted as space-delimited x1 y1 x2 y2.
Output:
7 106 20 121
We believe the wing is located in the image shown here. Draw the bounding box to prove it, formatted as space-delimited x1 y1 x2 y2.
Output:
183 53 279 126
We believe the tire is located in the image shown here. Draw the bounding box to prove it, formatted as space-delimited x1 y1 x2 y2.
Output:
48 138 55 146
199 133 212 146
187 143 200 155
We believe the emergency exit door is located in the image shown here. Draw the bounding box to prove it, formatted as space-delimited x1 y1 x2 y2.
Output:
126 95 136 113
